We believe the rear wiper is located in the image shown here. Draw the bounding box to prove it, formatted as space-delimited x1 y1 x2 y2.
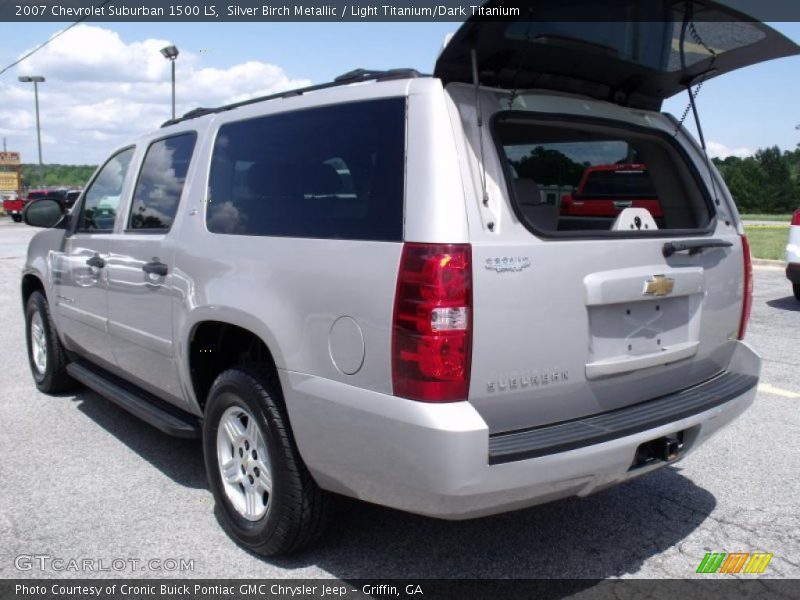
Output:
663 239 733 258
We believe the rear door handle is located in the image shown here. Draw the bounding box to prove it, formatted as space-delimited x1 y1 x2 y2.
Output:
142 261 168 277
613 201 633 209
86 255 105 269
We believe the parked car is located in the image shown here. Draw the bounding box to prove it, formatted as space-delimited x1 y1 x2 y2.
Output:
20 4 796 556
64 190 81 209
26 189 49 203
787 209 800 300
559 163 663 227
3 195 24 222
6 190 67 222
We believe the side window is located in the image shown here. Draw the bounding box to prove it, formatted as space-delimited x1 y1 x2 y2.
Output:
206 98 405 241
77 147 135 232
129 133 197 231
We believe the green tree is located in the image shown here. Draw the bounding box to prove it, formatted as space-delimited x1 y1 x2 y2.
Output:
754 146 795 213
511 147 586 187
21 163 97 190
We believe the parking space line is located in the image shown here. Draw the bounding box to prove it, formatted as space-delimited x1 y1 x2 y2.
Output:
758 383 800 398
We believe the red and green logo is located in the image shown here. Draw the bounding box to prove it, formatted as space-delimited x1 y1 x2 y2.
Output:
696 552 773 574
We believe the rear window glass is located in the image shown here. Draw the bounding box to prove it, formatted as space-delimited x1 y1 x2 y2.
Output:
495 115 712 235
206 98 405 241
504 20 766 73
129 133 196 231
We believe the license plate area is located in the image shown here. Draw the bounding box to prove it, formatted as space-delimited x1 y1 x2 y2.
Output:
589 296 692 359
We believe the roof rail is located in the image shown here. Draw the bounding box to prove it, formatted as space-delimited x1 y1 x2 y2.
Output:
161 67 425 128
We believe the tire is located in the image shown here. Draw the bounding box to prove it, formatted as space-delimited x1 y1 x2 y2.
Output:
794 284 800 302
11 214 22 223
203 366 330 556
25 290 76 393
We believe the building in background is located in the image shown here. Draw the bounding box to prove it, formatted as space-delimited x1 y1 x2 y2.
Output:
0 152 22 200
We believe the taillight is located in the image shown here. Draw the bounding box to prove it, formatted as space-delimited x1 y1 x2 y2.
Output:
791 209 800 226
392 243 472 402
738 235 753 340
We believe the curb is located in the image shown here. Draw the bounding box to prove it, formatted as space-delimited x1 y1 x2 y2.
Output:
753 258 786 268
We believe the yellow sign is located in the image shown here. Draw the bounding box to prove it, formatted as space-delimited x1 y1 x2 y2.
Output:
0 152 20 166
0 173 19 190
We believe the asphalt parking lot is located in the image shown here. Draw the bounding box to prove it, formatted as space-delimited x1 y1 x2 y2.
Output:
0 216 798 580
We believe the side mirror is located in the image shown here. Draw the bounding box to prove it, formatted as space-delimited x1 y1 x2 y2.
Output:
23 198 66 229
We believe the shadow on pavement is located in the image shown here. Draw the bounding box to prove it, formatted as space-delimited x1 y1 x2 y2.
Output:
69 385 716 581
272 467 714 580
72 388 206 489
766 296 800 312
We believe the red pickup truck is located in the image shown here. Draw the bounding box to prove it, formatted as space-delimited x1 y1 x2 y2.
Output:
560 164 663 220
3 189 48 222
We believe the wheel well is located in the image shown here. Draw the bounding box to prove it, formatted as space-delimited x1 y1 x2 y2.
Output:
21 274 45 309
189 321 278 411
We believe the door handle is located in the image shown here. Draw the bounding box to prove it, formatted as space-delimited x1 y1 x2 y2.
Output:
613 201 633 210
142 261 168 277
86 255 105 269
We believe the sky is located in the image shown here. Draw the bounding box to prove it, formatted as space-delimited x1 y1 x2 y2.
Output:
1 20 799 165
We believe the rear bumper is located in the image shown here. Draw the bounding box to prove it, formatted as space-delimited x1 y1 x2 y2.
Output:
787 225 800 265
284 341 760 519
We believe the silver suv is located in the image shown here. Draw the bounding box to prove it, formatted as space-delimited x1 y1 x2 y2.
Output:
20 6 798 556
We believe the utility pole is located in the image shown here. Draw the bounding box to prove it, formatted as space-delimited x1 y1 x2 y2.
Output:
18 76 45 166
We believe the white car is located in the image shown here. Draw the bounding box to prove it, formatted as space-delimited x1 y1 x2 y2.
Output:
787 209 800 300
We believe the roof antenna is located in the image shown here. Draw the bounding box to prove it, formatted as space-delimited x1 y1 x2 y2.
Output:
471 46 489 208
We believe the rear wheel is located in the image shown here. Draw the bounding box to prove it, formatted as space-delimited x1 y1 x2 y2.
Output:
11 214 22 223
794 284 800 301
25 291 75 393
203 366 330 556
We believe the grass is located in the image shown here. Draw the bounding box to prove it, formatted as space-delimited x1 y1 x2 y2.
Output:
744 225 789 261
740 213 793 222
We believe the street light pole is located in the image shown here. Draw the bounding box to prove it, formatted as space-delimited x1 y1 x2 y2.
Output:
18 75 45 166
160 45 180 120
171 58 176 119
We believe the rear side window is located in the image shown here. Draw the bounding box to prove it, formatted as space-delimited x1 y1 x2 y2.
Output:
77 147 135 232
129 133 196 230
495 114 713 235
206 98 405 241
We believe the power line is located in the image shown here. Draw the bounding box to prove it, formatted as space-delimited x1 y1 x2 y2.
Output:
0 0 111 78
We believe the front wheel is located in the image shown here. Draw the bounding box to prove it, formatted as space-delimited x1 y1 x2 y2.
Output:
25 291 75 393
203 367 330 556
794 283 800 302
11 214 22 223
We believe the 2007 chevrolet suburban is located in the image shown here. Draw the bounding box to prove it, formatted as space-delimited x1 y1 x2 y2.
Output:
20 1 799 555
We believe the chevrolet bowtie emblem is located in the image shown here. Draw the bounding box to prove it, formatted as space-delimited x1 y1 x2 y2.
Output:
643 275 675 297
